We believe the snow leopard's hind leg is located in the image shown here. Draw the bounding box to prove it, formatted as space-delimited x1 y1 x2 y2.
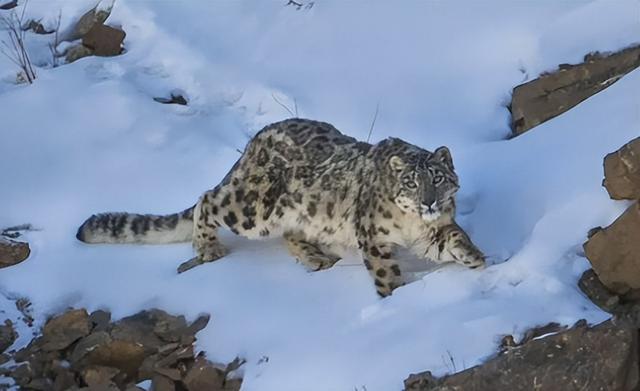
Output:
178 187 229 273
284 231 341 271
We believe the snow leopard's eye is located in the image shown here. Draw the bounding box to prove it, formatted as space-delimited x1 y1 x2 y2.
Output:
404 181 418 189
433 175 444 185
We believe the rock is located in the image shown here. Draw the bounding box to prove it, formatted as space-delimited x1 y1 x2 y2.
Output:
52 366 77 391
603 137 640 200
154 367 181 381
0 320 17 353
82 24 125 57
89 309 112 332
42 309 91 351
65 2 113 41
584 201 640 294
510 45 640 136
11 363 34 387
0 237 30 268
65 44 94 63
153 94 188 106
151 374 176 391
110 310 179 354
24 19 55 34
82 339 146 382
15 297 34 327
82 365 120 387
579 268 621 312
24 377 54 390
186 314 211 336
183 357 226 391
0 0 17 10
222 377 243 391
578 269 640 327
405 371 438 391
5 307 238 390
69 331 112 364
404 319 639 391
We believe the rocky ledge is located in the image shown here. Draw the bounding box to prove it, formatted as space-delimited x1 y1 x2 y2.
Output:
1 308 243 391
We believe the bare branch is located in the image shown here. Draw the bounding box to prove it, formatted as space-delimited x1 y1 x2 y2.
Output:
271 92 296 117
0 0 36 83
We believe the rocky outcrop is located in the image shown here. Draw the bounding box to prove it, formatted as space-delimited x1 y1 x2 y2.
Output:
584 202 640 294
6 308 243 391
0 236 30 268
581 137 640 302
510 44 640 136
404 320 639 391
603 137 640 200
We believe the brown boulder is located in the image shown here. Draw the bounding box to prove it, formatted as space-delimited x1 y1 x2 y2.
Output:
82 24 125 57
0 237 30 268
510 45 640 136
69 331 112 364
584 201 640 294
404 319 639 391
0 320 17 353
183 356 226 391
42 309 91 351
603 137 640 200
82 339 146 383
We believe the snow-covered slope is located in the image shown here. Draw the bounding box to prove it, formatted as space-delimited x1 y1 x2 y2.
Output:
1 1 638 390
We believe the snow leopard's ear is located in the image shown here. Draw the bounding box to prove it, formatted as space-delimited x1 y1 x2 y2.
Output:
389 155 406 172
432 146 454 170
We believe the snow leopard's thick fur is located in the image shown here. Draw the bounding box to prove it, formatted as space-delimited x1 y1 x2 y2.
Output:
77 119 485 296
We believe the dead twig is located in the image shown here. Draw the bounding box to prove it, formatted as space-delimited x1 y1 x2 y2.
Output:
47 10 62 67
271 92 296 118
0 0 36 83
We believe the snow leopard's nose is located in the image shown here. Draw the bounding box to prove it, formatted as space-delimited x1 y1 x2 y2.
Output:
422 189 436 207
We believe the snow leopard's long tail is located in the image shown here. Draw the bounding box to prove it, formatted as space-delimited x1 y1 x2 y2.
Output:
76 206 195 244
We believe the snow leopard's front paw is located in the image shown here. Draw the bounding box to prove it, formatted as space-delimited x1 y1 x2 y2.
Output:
455 243 486 269
440 224 486 269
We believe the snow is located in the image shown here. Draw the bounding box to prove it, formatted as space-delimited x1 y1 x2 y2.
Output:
1 0 639 389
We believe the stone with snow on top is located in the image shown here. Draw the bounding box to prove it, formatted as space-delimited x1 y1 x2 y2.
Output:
0 236 30 268
510 45 640 136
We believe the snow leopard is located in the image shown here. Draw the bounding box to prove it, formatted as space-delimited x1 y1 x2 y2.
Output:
76 118 485 297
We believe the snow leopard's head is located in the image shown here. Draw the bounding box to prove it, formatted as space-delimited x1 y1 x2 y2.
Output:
385 144 459 221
